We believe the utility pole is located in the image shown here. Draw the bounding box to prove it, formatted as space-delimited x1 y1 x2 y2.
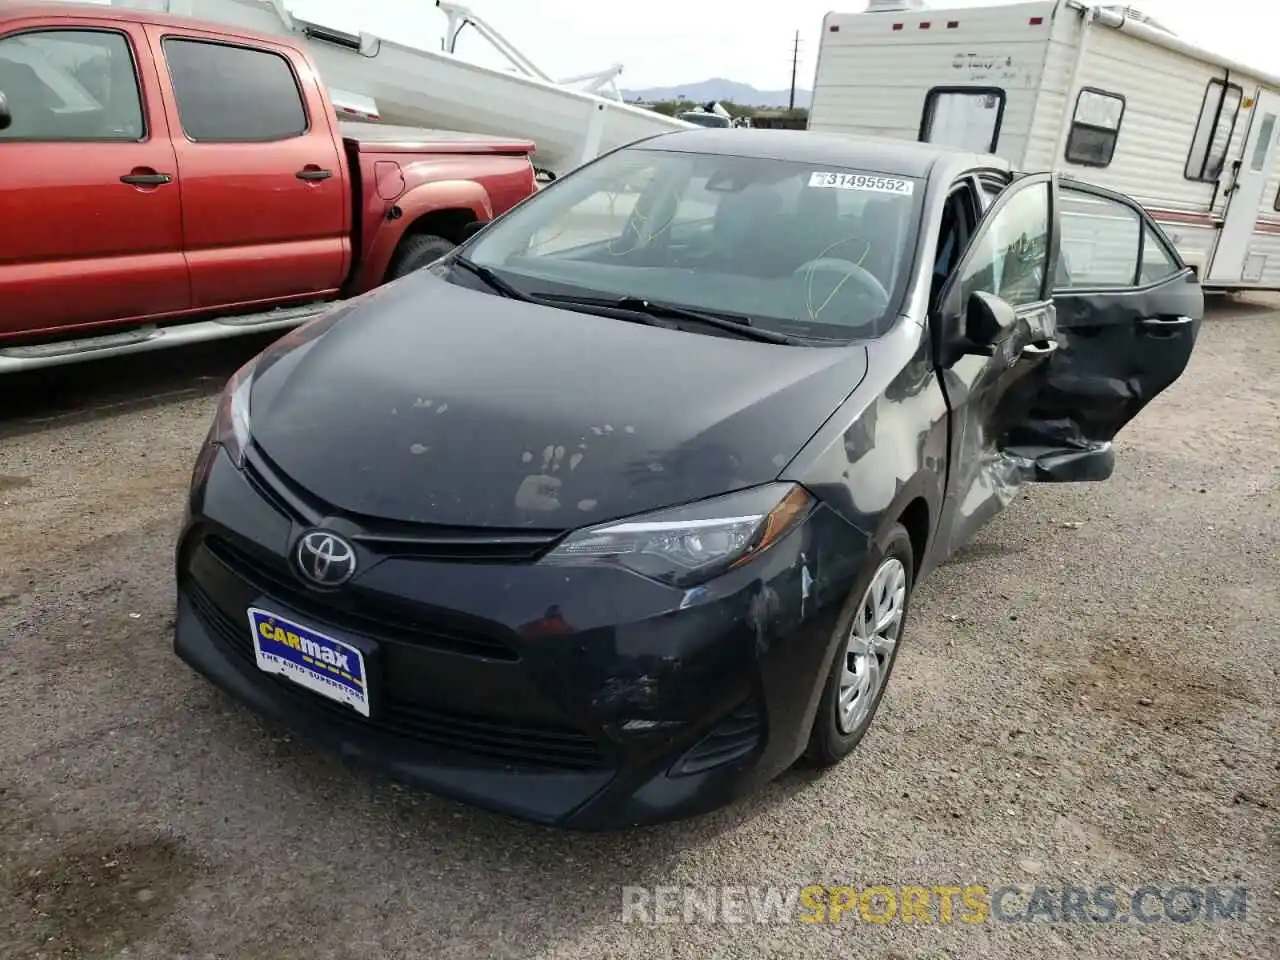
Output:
788 30 801 111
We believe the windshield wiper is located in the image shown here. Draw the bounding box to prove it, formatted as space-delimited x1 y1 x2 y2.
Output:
532 294 800 344
451 255 532 301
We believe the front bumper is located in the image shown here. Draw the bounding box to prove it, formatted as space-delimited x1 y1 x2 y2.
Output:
174 445 868 829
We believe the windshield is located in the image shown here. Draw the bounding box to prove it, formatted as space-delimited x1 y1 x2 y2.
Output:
462 146 923 340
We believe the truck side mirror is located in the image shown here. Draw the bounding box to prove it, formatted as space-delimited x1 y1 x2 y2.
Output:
0 92 11 132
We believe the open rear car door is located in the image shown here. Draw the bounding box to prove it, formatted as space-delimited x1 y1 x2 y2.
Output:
1002 179 1202 481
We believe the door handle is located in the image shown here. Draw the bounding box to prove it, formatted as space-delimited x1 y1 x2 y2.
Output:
296 167 334 181
120 172 172 186
1021 340 1058 357
1140 315 1194 328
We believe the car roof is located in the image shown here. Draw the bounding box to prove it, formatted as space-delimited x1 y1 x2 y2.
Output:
637 128 1006 180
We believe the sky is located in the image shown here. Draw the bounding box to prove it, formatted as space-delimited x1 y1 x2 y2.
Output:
80 1 1272 92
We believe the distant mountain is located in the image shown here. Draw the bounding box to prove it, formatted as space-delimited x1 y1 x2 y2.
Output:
620 78 811 109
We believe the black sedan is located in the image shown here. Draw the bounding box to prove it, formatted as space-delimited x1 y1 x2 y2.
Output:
174 129 1200 829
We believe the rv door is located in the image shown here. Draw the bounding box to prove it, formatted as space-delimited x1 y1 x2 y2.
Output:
1000 180 1203 483
1206 88 1280 284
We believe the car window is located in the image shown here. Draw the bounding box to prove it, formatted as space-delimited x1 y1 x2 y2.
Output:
1139 224 1182 285
958 181 1050 308
466 148 926 341
1057 187 1141 288
0 29 143 141
527 163 660 255
162 38 306 142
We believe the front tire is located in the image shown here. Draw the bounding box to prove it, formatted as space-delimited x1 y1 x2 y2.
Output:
802 523 914 767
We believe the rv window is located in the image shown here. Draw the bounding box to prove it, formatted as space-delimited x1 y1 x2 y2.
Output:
1065 88 1125 168
1250 113 1277 171
1184 79 1243 182
920 87 1005 153
1056 187 1141 288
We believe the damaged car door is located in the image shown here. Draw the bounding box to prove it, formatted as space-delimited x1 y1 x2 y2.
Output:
929 171 1061 558
1001 180 1203 481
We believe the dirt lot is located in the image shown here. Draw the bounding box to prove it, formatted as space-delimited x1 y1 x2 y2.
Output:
0 302 1276 960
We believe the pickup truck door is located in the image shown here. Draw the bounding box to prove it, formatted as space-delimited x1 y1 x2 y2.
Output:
146 26 349 311
1000 180 1202 481
0 18 188 339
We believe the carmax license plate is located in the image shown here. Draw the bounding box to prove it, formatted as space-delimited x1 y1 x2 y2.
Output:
248 607 370 717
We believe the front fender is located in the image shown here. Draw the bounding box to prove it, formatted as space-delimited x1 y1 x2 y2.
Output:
782 320 949 579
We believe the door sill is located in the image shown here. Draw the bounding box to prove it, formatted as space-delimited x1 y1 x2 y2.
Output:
0 302 334 374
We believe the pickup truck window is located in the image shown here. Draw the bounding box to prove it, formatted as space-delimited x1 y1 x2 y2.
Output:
0 29 143 141
161 38 306 143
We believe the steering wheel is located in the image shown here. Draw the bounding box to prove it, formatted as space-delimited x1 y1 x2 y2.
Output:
792 258 890 317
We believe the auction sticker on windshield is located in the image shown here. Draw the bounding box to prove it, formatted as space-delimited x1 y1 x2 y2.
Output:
248 607 370 717
808 172 914 195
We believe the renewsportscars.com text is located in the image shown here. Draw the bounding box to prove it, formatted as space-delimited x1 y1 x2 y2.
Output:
621 884 1249 925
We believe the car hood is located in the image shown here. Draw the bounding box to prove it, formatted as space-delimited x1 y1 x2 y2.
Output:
249 272 869 529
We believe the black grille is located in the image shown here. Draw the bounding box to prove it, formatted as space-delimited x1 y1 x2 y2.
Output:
245 446 565 563
188 581 609 771
204 535 519 662
671 700 761 776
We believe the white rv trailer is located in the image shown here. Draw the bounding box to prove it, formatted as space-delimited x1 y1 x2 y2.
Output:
808 0 1280 291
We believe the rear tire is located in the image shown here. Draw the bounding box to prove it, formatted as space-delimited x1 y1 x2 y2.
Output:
387 233 456 280
801 523 914 768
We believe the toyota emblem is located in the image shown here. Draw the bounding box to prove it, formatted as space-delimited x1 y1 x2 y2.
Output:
295 530 357 587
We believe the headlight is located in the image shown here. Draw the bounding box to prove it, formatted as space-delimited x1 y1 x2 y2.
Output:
209 356 256 469
205 303 353 472
543 483 813 587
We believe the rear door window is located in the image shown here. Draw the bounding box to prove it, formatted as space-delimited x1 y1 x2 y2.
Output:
1057 187 1141 287
162 37 306 142
1054 184 1185 289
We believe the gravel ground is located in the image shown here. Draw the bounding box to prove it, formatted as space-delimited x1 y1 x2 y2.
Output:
0 300 1276 959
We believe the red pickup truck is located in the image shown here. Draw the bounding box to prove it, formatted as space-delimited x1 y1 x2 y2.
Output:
0 2 537 373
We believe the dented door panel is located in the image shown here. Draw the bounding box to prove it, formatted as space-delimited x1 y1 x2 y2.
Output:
1006 183 1204 482
926 173 1061 561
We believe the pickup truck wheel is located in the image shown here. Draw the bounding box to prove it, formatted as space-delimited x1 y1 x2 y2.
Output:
800 523 914 768
388 234 456 280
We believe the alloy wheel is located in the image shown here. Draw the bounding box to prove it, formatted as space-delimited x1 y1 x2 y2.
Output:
836 557 907 734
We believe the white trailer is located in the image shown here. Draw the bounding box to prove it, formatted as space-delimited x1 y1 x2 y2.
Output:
808 0 1280 291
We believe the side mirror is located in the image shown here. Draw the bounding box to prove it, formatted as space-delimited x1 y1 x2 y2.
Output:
966 290 1017 346
0 92 10 132
459 220 488 242
947 289 1017 362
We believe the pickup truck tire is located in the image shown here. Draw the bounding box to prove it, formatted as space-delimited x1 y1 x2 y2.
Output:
800 522 914 768
388 234 456 280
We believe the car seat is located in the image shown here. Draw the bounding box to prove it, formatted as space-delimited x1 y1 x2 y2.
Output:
0 60 58 138
711 186 785 276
